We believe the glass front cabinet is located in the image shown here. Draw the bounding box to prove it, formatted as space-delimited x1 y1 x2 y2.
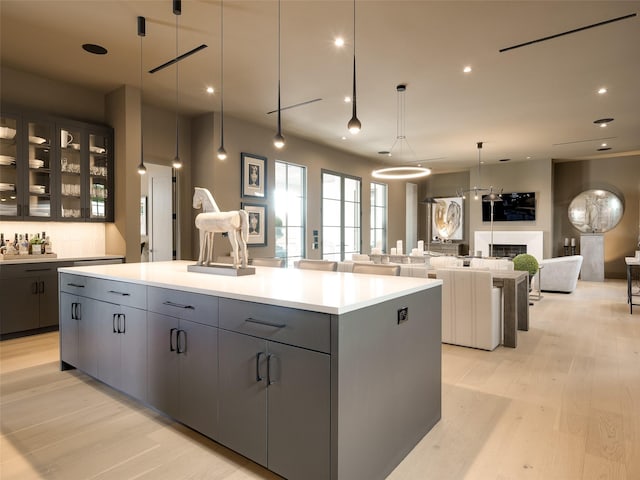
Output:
0 108 113 222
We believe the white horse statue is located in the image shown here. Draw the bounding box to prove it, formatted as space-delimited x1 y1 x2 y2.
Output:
192 187 249 268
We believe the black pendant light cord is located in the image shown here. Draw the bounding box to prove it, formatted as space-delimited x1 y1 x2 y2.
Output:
175 12 180 161
352 0 356 122
277 0 281 137
138 16 147 174
219 0 224 148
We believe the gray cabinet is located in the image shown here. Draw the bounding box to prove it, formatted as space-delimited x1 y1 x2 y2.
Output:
59 290 99 377
1 263 59 336
0 105 114 222
96 302 147 401
218 299 330 480
147 288 219 439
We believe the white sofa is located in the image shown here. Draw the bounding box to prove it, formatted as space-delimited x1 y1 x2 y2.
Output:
436 268 502 351
537 255 583 293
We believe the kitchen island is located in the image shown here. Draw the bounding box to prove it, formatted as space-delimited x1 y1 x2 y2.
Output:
58 260 442 480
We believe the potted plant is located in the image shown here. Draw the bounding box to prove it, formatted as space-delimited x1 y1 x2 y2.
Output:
513 253 539 290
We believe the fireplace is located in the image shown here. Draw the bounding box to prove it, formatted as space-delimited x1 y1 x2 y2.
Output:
474 231 543 259
490 244 527 258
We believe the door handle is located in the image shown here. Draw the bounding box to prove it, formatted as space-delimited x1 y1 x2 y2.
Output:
267 354 276 386
39 281 44 294
67 283 85 288
108 290 130 297
176 329 186 354
71 302 77 320
162 300 195 310
118 313 125 334
256 352 265 382
112 314 118 333
245 317 286 328
32 281 38 294
169 328 178 352
75 303 82 320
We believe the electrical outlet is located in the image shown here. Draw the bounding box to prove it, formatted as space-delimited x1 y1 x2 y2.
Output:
397 306 408 324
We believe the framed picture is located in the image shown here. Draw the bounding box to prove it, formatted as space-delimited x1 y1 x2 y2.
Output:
432 197 463 241
242 202 267 246
140 196 148 236
241 152 266 198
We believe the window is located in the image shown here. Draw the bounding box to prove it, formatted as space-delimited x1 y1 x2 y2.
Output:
322 171 361 261
370 182 387 252
274 161 306 267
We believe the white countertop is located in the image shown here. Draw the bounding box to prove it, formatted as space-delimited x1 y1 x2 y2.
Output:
59 260 442 315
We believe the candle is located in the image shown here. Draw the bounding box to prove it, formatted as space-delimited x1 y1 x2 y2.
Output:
571 238 575 247
390 247 397 255
417 240 424 251
396 240 403 255
564 237 569 246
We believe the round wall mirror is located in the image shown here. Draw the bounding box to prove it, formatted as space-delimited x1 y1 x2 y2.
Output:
568 189 623 233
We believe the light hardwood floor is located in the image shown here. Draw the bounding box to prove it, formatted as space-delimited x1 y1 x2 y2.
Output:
1 279 638 479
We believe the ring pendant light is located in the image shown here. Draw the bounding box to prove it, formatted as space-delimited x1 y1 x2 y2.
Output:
372 166 431 180
172 0 183 169
273 0 285 149
216 0 227 160
137 16 147 175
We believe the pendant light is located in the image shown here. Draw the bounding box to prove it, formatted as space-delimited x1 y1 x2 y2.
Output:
456 142 502 202
347 0 361 134
273 0 285 149
172 0 183 169
137 16 147 175
216 0 227 160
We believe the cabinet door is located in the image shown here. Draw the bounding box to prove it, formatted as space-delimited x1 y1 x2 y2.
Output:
77 297 99 377
120 306 147 401
147 312 179 417
0 275 39 334
267 342 331 480
178 319 218 439
96 301 121 388
0 112 19 218
38 270 59 327
58 123 84 221
218 329 268 466
59 292 79 367
23 117 54 219
87 129 112 221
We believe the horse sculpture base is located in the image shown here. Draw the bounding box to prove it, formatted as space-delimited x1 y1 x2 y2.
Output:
187 263 256 276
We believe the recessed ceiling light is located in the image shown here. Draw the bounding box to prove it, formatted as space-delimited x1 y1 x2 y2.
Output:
526 156 532 160
599 123 608 128
598 87 607 94
463 66 472 73
601 142 607 147
82 43 108 55
344 96 351 103
341 136 347 140
206 86 214 94
334 37 345 47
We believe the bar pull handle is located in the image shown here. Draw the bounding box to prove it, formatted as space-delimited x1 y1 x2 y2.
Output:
169 328 178 352
71 302 78 320
67 283 85 288
176 329 186 354
118 314 125 334
245 317 286 329
26 268 53 272
39 281 45 294
112 314 118 333
76 303 82 320
256 352 265 382
32 281 38 294
108 290 130 297
267 354 276 386
162 300 195 310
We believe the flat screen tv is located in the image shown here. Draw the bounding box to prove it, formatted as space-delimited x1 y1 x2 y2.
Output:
482 192 536 221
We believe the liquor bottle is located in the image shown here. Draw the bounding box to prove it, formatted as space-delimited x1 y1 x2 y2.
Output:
0 233 5 254
44 235 52 254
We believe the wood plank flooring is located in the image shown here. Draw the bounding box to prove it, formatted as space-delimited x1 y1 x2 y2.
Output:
1 279 638 479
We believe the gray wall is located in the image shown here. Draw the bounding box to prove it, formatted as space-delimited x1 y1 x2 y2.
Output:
553 156 640 279
190 112 405 260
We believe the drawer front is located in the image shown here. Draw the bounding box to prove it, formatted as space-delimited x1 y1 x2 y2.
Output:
219 298 330 353
92 278 147 310
59 273 91 295
147 287 218 327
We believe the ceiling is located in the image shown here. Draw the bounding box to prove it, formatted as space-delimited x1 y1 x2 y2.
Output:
2 1 640 172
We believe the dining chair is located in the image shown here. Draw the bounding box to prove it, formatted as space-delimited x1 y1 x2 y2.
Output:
294 259 338 271
251 257 285 268
352 263 400 276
